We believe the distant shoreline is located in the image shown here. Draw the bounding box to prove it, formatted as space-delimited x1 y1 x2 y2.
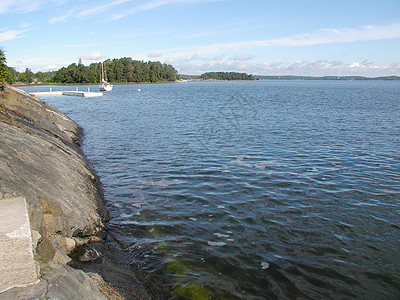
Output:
13 75 400 87
184 75 400 81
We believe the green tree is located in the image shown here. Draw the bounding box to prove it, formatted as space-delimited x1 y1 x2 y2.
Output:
6 66 17 84
24 68 35 83
19 73 28 83
49 57 180 84
200 71 254 80
54 67 72 83
0 48 8 85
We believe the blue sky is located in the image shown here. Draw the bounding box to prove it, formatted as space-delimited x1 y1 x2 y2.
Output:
1 0 399 76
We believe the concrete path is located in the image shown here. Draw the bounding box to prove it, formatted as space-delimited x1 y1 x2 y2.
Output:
0 197 38 293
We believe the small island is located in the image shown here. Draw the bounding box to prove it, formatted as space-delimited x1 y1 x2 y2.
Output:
200 71 255 81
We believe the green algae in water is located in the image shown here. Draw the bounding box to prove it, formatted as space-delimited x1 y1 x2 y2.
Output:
165 254 212 299
142 216 213 299
173 282 212 300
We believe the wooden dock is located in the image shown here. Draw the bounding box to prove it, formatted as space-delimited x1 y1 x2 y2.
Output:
30 88 103 98
30 91 63 96
62 91 103 97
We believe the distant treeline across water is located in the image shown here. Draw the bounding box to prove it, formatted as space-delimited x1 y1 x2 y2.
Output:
5 58 180 84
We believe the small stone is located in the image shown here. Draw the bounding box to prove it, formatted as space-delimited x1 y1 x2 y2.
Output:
261 262 270 270
79 248 101 262
64 237 76 253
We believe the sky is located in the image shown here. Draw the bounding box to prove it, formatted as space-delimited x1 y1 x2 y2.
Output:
1 0 400 76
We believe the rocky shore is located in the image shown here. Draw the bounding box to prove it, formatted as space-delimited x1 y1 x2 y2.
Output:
0 86 148 299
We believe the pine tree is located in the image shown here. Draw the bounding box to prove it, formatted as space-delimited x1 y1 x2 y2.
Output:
0 48 8 86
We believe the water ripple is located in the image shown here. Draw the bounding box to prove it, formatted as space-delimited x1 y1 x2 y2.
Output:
32 81 400 299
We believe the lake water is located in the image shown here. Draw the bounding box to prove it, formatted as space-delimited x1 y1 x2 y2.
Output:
23 81 400 299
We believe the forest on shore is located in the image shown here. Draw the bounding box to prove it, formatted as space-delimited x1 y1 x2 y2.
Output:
2 54 179 84
200 72 255 80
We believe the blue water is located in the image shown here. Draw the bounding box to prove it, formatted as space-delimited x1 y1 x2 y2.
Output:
23 81 400 299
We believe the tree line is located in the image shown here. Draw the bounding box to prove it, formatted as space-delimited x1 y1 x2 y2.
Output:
200 72 255 80
0 50 179 84
53 58 179 83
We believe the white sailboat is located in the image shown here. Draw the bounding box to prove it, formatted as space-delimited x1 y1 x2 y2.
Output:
99 61 113 92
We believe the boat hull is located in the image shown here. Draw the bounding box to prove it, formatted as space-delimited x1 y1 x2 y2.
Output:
99 84 113 91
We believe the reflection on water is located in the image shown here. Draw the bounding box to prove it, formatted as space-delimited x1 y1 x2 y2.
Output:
24 81 400 299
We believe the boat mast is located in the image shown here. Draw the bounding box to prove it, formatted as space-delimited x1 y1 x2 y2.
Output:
101 61 105 83
100 39 105 83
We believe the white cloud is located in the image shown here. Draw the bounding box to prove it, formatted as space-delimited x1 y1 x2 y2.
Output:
232 52 253 61
45 64 59 71
80 51 102 61
109 0 225 20
0 0 65 14
49 14 69 24
148 52 163 58
131 22 400 77
77 0 131 18
180 54 225 62
180 28 235 40
9 57 65 72
59 43 99 48
173 59 400 77
269 23 400 47
151 22 400 59
0 29 27 42
349 62 361 68
19 22 30 28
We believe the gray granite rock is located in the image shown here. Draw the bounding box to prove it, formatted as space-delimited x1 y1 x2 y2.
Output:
0 262 109 299
0 86 109 260
0 86 143 299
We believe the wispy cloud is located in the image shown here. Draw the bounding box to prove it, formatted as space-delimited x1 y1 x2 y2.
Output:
0 29 27 42
177 20 253 40
0 0 65 14
267 22 400 47
173 59 400 77
232 52 253 61
148 52 164 58
269 60 400 77
77 0 131 18
148 22 400 58
179 29 233 39
10 56 66 72
59 43 99 48
109 0 225 21
41 42 100 51
141 22 400 76
80 51 102 60
237 22 400 49
48 14 70 24
19 22 30 28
